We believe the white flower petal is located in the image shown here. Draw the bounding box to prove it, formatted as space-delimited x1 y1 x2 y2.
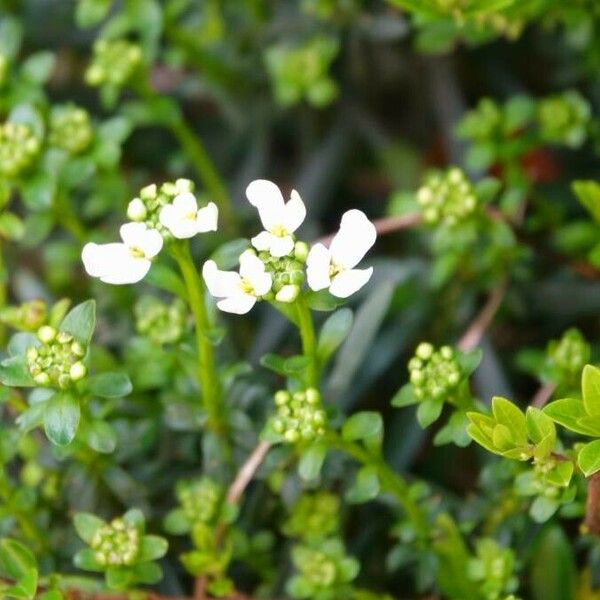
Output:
172 192 198 214
119 222 163 257
196 202 219 232
246 179 286 230
252 271 273 296
329 209 377 269
329 267 373 298
239 251 267 281
306 243 332 291
82 242 151 285
269 235 295 257
202 260 241 298
282 189 306 233
251 231 276 252
217 293 257 315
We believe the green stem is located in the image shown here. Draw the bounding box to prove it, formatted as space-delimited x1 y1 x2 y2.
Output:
54 191 86 242
325 431 428 540
0 239 6 346
134 80 236 235
296 294 319 387
171 242 229 445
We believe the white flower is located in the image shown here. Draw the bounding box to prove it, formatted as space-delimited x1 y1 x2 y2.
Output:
159 192 218 239
203 250 272 314
306 209 376 298
246 179 306 258
81 222 163 284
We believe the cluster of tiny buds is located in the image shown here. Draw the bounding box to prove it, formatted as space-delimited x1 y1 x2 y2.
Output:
547 328 590 380
26 326 87 388
0 299 47 331
135 296 187 346
49 104 93 155
272 388 327 443
408 342 462 401
127 178 193 236
259 241 309 303
177 478 222 524
416 167 478 226
85 39 142 88
0 122 41 178
91 518 140 567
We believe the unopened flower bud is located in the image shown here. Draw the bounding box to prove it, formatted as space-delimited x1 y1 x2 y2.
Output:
69 361 87 381
127 197 147 221
294 241 310 262
276 284 300 303
38 326 57 344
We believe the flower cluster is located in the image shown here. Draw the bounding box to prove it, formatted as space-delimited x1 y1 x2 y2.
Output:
85 39 142 88
408 342 462 402
49 104 93 155
0 122 41 178
283 492 340 541
135 295 187 345
177 477 223 525
271 388 327 443
545 328 590 385
265 36 339 108
26 325 87 388
91 517 140 567
203 180 377 314
82 179 218 285
287 538 359 599
467 539 519 600
416 168 478 227
537 90 590 148
0 299 47 331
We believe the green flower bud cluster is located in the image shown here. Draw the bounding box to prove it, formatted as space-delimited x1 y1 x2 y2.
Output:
288 539 359 599
265 37 339 108
26 326 87 388
259 241 309 303
91 517 140 567
408 343 462 402
416 168 478 226
177 477 223 525
537 90 590 149
127 178 194 236
49 104 93 155
467 539 518 600
459 98 504 142
135 296 187 345
545 328 590 385
0 122 41 178
272 388 327 443
475 12 523 40
283 492 340 541
85 39 142 88
0 299 47 331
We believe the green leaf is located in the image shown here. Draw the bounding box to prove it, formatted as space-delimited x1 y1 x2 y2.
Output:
0 356 35 387
76 0 113 27
298 442 327 481
582 364 600 416
21 173 55 211
138 536 168 562
73 548 104 572
491 396 527 445
0 17 23 59
530 496 559 523
573 180 600 224
526 407 556 444
87 372 132 398
122 508 145 532
416 398 444 429
43 392 80 446
210 239 250 269
578 439 600 477
60 300 96 346
146 264 187 299
0 539 36 579
9 104 45 139
21 51 55 84
317 309 353 363
4 568 38 599
73 513 105 544
346 466 380 503
15 400 48 432
457 348 482 376
342 411 383 451
163 508 191 535
84 420 117 454
544 398 599 436
0 212 25 240
132 561 163 585
390 383 417 407
305 289 345 311
105 566 133 591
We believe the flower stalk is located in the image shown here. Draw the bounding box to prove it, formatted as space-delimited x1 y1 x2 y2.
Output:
295 293 318 388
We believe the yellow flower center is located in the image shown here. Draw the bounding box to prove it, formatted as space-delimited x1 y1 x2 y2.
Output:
270 224 288 238
240 278 255 295
329 262 343 278
185 211 197 221
129 247 145 259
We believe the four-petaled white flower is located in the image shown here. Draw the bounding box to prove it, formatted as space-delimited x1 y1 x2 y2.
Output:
82 222 163 285
306 209 376 298
203 250 273 314
159 192 219 239
246 179 306 258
